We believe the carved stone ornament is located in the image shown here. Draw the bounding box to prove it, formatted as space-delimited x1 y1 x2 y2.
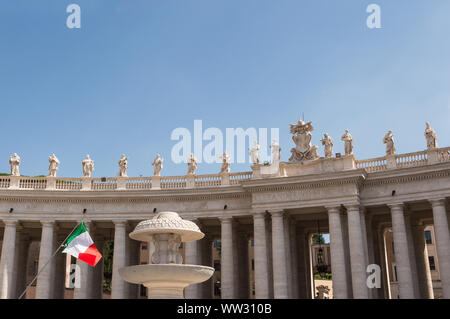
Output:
288 119 320 163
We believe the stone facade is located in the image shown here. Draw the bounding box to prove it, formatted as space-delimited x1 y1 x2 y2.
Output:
0 137 449 299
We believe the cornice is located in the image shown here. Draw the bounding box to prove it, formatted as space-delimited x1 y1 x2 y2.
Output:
242 170 367 193
362 164 450 188
0 186 251 204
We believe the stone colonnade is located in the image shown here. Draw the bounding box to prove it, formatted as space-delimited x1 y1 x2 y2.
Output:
0 198 449 299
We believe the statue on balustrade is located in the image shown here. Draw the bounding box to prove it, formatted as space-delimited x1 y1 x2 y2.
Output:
219 151 230 174
118 154 128 177
82 154 95 177
424 122 438 149
341 129 354 155
9 153 21 176
187 153 198 175
48 153 60 177
249 140 260 165
152 154 163 176
383 130 396 155
270 139 281 164
321 133 334 158
288 119 320 163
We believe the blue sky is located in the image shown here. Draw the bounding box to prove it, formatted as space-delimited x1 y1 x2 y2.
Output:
0 1 449 177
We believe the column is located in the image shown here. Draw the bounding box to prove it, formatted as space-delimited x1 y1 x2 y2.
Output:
346 205 369 298
36 220 56 299
430 199 450 299
296 228 308 299
236 230 249 299
360 208 370 267
74 222 95 299
371 224 388 299
305 233 315 298
184 239 201 298
365 213 378 299
327 207 349 299
92 236 105 299
201 236 213 299
126 230 140 299
283 215 293 298
389 204 415 299
270 211 288 299
265 217 274 298
252 213 269 299
53 233 67 299
405 214 420 298
289 221 299 299
341 213 353 298
111 220 127 299
411 222 434 299
381 228 392 299
14 233 31 299
0 220 18 299
220 217 235 299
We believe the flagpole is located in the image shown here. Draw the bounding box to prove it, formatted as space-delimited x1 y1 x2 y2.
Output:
18 221 81 299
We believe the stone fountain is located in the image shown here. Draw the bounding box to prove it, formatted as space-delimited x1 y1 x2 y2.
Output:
119 211 214 299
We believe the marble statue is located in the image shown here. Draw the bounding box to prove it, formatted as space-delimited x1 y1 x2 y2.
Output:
48 154 60 177
168 233 182 264
118 154 128 177
288 119 320 163
152 154 163 176
187 153 198 175
425 122 438 149
321 134 334 158
383 131 396 155
249 140 260 165
9 153 21 176
341 129 354 155
219 151 230 174
82 154 95 177
270 139 281 164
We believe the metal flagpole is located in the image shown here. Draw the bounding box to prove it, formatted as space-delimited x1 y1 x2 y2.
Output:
18 210 87 299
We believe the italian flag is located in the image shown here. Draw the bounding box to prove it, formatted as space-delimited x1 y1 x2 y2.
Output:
63 222 102 266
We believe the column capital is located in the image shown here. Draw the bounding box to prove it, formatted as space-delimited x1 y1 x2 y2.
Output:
252 212 267 219
345 204 361 212
219 216 234 223
326 206 341 214
269 210 285 217
388 203 404 211
113 220 127 226
41 219 56 226
429 198 446 208
2 219 19 226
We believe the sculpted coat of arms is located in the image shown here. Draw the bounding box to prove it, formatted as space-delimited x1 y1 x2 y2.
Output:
288 120 320 163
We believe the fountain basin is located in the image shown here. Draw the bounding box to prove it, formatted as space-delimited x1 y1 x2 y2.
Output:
119 264 214 299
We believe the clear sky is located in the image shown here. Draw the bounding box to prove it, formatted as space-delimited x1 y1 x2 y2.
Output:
0 1 449 177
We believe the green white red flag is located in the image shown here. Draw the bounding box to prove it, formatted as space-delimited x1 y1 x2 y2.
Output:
62 222 102 266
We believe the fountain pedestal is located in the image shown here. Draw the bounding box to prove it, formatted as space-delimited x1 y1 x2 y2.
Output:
118 212 214 299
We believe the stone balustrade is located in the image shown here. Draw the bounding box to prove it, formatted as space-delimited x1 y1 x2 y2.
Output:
0 172 253 191
0 147 449 192
355 147 450 173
